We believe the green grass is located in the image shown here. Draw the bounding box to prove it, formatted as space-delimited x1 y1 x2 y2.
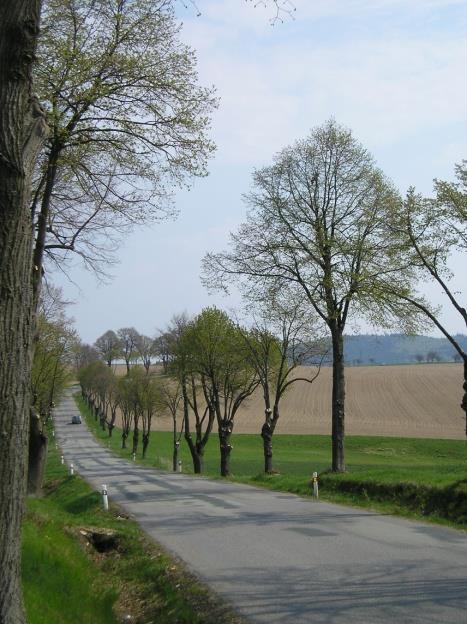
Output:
22 421 243 624
77 394 467 529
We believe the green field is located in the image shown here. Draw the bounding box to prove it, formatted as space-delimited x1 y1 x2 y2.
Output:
76 394 467 528
22 423 241 624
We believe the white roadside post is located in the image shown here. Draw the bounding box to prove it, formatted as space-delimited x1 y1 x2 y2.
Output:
70 463 74 476
60 455 64 465
312 471 319 499
178 460 182 473
132 452 136 462
102 484 109 511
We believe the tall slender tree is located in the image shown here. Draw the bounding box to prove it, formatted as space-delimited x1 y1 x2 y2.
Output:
203 120 417 472
240 296 325 473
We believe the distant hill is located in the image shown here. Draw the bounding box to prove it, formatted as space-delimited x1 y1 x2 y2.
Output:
342 334 467 365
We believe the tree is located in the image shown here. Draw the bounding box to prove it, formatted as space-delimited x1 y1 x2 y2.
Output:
137 373 162 459
117 327 140 374
203 120 416 472
78 360 112 423
135 334 157 373
426 350 442 363
29 296 76 494
414 353 424 363
95 329 122 367
240 297 324 473
168 312 213 473
73 341 100 371
31 0 217 285
391 166 467 436
159 379 184 471
183 308 259 476
118 376 134 449
0 1 47 620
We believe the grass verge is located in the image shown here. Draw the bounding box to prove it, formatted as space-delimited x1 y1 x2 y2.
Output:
22 423 245 624
76 393 467 530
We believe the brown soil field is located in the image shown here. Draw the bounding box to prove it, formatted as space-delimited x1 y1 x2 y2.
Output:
112 363 465 440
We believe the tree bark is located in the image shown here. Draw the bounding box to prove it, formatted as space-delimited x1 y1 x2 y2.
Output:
261 405 279 474
462 357 467 442
331 327 345 472
27 409 48 495
219 420 233 477
172 445 179 472
182 381 205 473
132 425 139 455
0 1 46 621
142 433 150 459
172 419 179 471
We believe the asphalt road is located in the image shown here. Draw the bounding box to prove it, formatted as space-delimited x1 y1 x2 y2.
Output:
54 388 467 624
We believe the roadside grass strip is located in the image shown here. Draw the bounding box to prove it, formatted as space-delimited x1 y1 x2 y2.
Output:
22 420 245 624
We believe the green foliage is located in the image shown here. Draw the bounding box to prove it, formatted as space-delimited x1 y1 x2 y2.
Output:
32 314 75 417
33 0 217 272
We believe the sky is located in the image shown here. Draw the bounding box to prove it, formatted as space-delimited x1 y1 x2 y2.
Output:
53 0 467 344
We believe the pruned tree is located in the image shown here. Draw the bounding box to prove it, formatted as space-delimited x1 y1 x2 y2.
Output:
31 0 217 286
168 312 213 473
239 295 325 473
117 327 140 374
414 353 424 363
95 329 122 367
159 379 184 471
183 308 259 477
117 376 134 449
106 373 120 438
390 166 467 437
203 120 418 472
142 375 162 458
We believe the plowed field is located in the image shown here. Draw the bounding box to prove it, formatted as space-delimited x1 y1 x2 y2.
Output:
149 363 465 440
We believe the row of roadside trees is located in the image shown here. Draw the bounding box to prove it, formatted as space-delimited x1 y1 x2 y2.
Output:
79 303 326 477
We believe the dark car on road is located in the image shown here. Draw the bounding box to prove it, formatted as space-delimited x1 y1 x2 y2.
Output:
71 415 82 424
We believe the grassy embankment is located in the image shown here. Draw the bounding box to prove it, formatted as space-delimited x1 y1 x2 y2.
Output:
22 424 244 624
77 394 467 529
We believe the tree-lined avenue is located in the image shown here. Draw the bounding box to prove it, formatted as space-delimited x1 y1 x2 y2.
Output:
54 388 467 624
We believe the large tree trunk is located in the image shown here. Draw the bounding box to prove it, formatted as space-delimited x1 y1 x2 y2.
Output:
182 382 204 474
261 405 279 474
142 433 150 459
462 357 467 442
172 419 179 471
132 425 139 456
0 2 46 621
331 327 345 472
219 420 233 477
184 432 204 473
27 409 48 495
